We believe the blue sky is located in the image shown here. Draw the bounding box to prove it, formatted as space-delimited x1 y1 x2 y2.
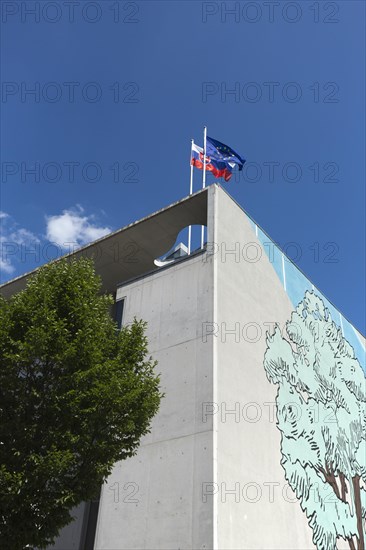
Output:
1 0 365 333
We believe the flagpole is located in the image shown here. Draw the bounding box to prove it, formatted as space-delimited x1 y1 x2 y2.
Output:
188 139 194 255
201 126 207 248
203 126 207 188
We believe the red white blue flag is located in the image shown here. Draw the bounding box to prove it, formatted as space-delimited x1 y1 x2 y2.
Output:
191 143 233 182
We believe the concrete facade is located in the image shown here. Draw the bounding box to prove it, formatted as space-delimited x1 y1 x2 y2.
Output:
96 248 215 549
2 185 365 550
92 186 315 549
213 188 314 549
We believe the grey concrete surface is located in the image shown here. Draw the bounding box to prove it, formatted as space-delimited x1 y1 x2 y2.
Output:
6 185 361 550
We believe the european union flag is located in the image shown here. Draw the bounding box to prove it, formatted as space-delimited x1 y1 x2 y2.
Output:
206 136 246 171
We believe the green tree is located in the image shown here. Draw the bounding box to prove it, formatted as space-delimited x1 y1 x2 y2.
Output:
0 258 162 549
264 291 366 550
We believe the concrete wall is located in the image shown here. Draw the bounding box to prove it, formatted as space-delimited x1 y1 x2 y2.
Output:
207 186 364 550
94 247 215 549
45 185 364 549
209 186 314 549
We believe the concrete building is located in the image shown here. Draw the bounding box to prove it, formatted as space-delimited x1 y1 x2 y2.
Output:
1 185 365 550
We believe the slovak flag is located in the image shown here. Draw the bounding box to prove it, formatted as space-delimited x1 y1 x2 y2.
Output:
191 143 233 182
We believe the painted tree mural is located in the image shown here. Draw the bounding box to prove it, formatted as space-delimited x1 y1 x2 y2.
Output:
264 291 366 550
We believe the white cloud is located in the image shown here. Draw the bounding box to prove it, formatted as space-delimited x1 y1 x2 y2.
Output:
0 207 112 281
9 228 40 246
45 206 111 248
0 213 40 278
0 258 15 275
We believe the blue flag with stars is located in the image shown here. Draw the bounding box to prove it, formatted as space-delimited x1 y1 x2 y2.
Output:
206 136 246 171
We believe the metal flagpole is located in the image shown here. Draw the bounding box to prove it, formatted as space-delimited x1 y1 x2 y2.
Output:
201 126 207 248
203 126 207 187
188 139 194 255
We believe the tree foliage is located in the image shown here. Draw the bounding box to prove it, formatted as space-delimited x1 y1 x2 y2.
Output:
0 258 162 549
264 291 366 550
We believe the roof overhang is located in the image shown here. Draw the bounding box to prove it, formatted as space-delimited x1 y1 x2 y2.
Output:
0 187 208 299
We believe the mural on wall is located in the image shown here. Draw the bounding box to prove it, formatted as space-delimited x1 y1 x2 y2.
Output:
248 217 366 376
263 291 366 550
246 215 366 549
